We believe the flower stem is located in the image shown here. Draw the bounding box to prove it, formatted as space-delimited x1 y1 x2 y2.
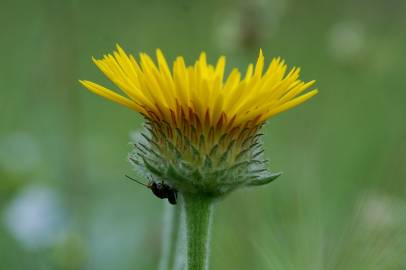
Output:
159 203 182 270
182 193 214 270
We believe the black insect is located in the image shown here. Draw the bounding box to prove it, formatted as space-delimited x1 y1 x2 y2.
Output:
125 175 178 205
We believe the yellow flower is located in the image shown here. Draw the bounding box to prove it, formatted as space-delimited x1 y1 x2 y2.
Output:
80 45 318 196
80 45 317 128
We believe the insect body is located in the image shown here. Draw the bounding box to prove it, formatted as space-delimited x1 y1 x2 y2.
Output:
125 175 178 205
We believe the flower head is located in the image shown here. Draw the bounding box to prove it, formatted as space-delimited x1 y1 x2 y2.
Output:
80 45 318 197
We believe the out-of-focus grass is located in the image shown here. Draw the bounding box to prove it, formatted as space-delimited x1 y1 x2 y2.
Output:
1 0 405 269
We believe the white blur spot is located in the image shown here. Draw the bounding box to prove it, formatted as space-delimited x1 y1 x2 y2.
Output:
328 22 365 63
359 192 404 230
0 133 42 174
213 11 240 51
3 186 66 250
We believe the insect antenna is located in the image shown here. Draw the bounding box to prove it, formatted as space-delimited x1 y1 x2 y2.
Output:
125 174 150 188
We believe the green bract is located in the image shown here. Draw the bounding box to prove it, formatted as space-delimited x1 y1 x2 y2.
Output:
129 119 281 198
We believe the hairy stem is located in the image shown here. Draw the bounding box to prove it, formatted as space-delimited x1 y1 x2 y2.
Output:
182 193 214 270
159 203 182 270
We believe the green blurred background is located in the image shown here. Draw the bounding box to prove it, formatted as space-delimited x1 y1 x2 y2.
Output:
1 0 406 269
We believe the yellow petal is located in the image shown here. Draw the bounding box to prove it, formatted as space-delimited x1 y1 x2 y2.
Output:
79 80 143 112
262 89 319 121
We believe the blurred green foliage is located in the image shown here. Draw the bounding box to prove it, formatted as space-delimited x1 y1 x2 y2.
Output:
1 0 406 269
